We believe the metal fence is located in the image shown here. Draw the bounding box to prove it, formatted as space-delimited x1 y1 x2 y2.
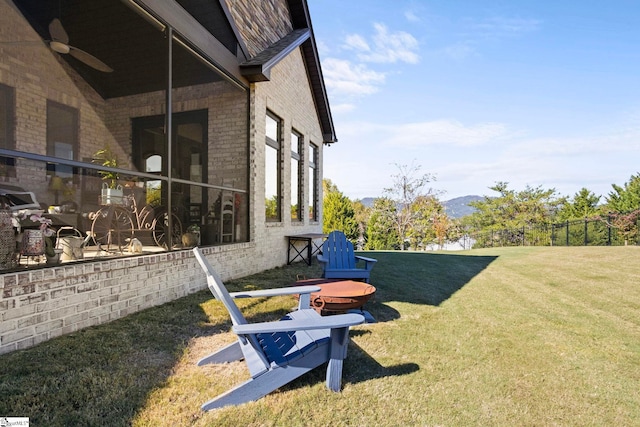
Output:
468 215 640 249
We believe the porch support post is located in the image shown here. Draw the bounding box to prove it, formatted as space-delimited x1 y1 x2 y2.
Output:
166 26 174 249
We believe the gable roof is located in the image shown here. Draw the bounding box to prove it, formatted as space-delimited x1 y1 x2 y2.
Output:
239 28 311 82
226 0 337 144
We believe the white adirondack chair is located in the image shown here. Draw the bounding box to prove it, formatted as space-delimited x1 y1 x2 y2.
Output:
193 248 364 410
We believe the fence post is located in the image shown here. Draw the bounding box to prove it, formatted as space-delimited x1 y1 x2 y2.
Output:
584 219 588 246
608 215 612 246
566 220 569 246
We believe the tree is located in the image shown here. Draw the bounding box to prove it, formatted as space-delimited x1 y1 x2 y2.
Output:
551 188 607 246
365 197 399 250
407 195 445 250
265 195 278 220
611 210 640 245
432 211 452 250
464 182 563 246
384 162 437 250
605 173 640 245
322 179 358 241
606 173 640 213
351 199 369 250
323 178 340 195
557 188 601 221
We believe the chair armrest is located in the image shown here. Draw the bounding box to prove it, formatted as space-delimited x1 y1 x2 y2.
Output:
355 255 377 263
232 313 364 334
230 285 320 299
317 253 328 264
356 255 377 271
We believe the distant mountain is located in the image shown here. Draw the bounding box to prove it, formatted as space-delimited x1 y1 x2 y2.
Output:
359 197 375 208
443 195 483 218
355 195 482 219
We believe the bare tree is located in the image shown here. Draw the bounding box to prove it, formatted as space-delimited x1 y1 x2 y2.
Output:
384 162 437 250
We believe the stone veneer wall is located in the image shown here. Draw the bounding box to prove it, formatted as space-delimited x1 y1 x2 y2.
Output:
224 0 293 57
0 244 255 355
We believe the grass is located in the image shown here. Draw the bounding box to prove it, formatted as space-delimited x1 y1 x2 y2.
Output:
2 247 640 426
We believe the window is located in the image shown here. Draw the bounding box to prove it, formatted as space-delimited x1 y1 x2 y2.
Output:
265 112 281 221
309 143 318 221
291 130 302 221
132 110 210 231
0 83 14 149
47 101 78 178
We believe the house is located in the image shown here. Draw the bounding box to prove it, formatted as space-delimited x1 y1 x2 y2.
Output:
0 0 335 354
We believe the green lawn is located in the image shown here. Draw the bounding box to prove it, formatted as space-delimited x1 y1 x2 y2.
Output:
1 247 640 426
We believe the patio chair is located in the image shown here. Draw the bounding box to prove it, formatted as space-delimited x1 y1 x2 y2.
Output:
192 247 364 410
317 231 377 283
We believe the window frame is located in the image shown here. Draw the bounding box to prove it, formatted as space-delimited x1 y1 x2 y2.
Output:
308 142 318 222
290 129 303 222
265 111 282 222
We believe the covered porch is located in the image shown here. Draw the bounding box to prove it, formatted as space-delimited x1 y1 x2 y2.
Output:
0 0 251 271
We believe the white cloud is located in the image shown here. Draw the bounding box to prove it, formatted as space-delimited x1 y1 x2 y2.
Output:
325 117 640 200
404 10 420 23
333 119 511 148
429 124 640 199
344 23 420 64
319 23 422 110
315 39 330 56
433 16 541 61
386 119 510 147
343 34 370 52
507 130 640 158
331 103 356 114
472 16 541 37
439 42 476 60
322 58 386 96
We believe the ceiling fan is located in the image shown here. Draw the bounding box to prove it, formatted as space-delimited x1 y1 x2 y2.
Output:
47 18 113 73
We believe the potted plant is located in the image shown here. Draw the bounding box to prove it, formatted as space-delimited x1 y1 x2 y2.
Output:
93 145 123 205
45 237 63 264
13 211 61 263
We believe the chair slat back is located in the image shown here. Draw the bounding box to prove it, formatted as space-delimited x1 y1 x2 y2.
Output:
193 248 247 326
193 248 272 376
322 231 356 269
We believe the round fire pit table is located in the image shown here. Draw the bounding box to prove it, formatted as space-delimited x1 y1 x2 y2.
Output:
294 279 376 321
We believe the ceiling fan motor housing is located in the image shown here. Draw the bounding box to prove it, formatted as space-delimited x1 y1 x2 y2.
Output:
50 40 70 54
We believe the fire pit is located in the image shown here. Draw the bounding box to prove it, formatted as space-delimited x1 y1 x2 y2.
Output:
294 279 376 316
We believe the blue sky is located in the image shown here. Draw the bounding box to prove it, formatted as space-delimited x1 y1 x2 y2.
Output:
307 0 640 201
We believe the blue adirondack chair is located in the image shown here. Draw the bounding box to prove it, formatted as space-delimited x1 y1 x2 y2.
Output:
193 248 364 410
317 231 377 283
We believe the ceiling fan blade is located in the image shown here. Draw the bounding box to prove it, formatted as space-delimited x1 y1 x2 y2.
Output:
68 47 113 73
49 18 69 44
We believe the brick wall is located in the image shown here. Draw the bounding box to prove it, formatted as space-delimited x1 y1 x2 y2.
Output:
250 47 325 263
0 1 327 354
0 244 255 354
